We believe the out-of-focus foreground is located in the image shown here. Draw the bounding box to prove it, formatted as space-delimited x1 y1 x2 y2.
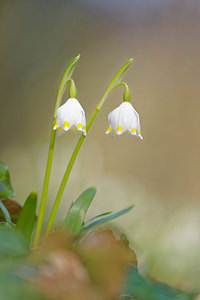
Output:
0 0 200 291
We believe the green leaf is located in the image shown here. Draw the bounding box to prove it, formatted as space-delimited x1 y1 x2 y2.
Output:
0 199 22 224
55 54 80 114
0 227 28 257
0 162 15 199
0 222 15 229
16 191 37 245
0 201 11 223
97 58 133 110
63 187 96 235
0 271 45 300
82 204 134 232
121 266 196 300
84 211 112 226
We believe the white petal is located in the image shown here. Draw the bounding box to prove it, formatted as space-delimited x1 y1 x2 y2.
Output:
138 134 143 140
106 101 143 139
53 122 59 130
56 127 65 136
76 109 87 136
55 98 87 135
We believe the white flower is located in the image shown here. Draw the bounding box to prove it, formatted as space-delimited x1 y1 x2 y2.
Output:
53 98 86 136
105 102 143 139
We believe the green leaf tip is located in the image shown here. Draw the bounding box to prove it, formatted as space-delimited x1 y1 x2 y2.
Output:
54 54 82 115
82 204 134 232
129 204 135 209
31 190 37 196
97 57 134 110
90 186 97 191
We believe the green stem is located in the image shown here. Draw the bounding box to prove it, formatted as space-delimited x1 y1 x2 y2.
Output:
33 126 56 246
33 82 74 247
111 82 131 102
45 58 133 234
45 108 98 234
33 55 80 247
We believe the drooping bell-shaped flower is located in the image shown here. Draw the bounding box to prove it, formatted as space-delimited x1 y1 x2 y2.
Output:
53 98 86 136
105 102 143 139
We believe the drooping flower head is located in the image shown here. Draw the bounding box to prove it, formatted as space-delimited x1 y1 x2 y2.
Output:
53 98 86 136
105 102 143 139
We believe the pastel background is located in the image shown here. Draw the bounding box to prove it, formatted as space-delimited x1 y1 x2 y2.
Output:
1 0 200 291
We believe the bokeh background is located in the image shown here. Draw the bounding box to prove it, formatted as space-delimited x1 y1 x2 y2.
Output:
1 0 200 291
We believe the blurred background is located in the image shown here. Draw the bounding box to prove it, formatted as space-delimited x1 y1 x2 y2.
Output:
0 0 200 291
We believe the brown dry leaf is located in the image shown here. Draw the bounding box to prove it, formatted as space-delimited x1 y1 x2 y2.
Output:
78 229 137 299
32 230 104 300
0 198 22 223
30 229 137 300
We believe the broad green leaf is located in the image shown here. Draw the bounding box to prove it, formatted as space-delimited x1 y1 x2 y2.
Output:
0 162 15 199
54 54 80 115
0 227 28 257
63 187 96 235
0 199 22 224
0 222 15 229
121 266 196 300
97 58 133 110
0 271 45 300
16 191 37 245
82 204 134 232
0 201 11 223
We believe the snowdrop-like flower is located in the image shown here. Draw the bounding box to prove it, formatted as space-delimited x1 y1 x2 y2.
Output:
105 102 143 139
53 98 86 136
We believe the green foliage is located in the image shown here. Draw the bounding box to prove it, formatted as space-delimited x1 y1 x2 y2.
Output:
55 54 80 112
63 187 96 235
82 204 134 232
0 226 28 258
97 58 133 109
16 191 37 245
0 275 45 300
121 267 196 300
63 188 134 236
85 211 113 224
0 199 22 224
0 201 11 223
0 162 15 199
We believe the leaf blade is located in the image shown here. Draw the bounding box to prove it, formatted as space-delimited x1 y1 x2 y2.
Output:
121 266 196 300
55 54 80 114
0 227 28 257
63 187 96 235
84 211 113 226
0 201 11 223
82 204 134 232
16 191 37 245
0 199 22 224
0 162 15 199
97 58 133 110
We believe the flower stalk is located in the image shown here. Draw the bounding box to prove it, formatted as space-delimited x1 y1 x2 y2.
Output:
45 59 133 234
33 55 80 247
